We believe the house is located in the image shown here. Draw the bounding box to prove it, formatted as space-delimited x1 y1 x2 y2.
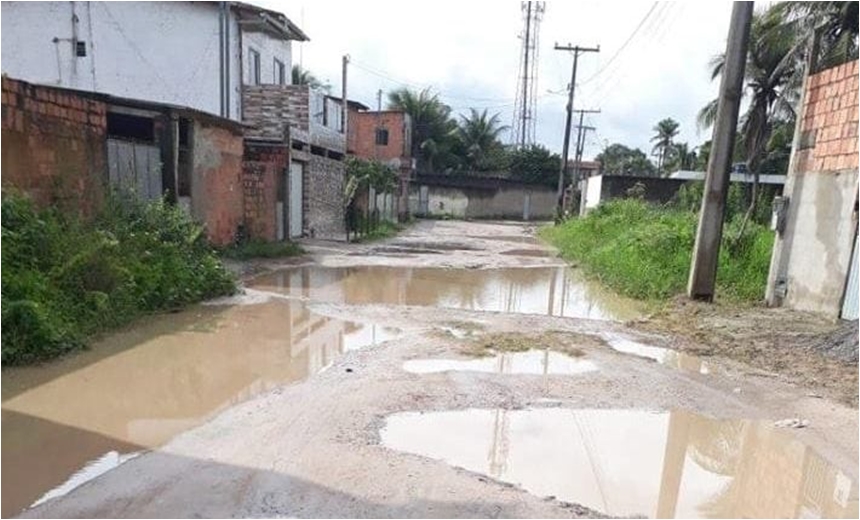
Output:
766 59 859 320
2 2 353 243
0 1 307 122
347 107 415 221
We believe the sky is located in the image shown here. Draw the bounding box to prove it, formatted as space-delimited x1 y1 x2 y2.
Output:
253 1 736 162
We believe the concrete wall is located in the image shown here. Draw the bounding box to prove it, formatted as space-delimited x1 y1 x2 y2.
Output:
242 142 288 241
767 60 859 318
582 175 690 213
1 76 107 216
305 155 345 239
409 178 556 220
1 2 245 120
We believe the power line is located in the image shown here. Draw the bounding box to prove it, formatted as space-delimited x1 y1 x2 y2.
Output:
580 2 659 85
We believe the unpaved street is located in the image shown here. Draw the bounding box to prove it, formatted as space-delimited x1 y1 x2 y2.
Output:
5 220 858 518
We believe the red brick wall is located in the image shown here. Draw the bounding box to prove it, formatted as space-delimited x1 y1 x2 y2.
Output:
242 142 287 241
349 111 410 162
797 60 859 172
190 122 245 246
1 77 107 216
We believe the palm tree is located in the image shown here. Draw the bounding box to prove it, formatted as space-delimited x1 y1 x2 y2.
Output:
651 118 680 175
291 65 324 89
388 88 459 173
773 1 858 69
457 109 509 171
667 142 697 172
698 7 800 226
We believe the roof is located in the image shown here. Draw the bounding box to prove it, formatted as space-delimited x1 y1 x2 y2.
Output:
323 95 370 111
232 2 309 41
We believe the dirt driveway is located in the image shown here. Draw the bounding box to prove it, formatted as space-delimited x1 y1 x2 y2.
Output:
15 220 859 518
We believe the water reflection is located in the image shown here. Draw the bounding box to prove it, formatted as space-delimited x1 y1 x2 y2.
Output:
1 299 397 517
249 266 640 321
602 333 715 374
403 349 598 375
381 408 858 518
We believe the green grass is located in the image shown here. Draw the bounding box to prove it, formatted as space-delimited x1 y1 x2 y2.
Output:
220 239 303 260
1 194 237 365
541 199 774 302
353 220 404 243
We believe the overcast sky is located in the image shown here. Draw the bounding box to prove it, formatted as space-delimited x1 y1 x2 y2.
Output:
254 1 735 162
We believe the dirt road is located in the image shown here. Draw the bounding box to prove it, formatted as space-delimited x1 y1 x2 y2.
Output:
11 220 859 518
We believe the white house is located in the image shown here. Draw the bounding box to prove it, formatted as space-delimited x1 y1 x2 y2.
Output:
0 1 308 121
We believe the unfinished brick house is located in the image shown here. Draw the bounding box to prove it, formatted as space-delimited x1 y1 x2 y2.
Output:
1 77 246 246
347 107 415 221
766 59 859 320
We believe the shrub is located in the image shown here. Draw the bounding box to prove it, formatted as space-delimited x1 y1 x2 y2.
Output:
542 199 774 302
1 194 236 364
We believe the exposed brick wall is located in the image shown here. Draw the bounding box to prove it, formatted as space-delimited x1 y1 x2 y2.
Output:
242 142 288 241
305 154 345 240
242 85 309 141
348 111 411 162
796 60 859 172
1 77 107 216
190 122 245 246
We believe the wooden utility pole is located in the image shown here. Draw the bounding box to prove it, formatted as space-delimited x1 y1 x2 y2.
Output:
687 2 753 301
554 44 599 219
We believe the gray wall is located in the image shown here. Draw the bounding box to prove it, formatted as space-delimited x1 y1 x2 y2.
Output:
305 154 346 240
409 182 555 220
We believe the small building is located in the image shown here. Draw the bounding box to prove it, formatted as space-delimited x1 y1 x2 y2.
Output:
347 108 415 221
1 77 245 245
668 169 787 186
766 59 859 320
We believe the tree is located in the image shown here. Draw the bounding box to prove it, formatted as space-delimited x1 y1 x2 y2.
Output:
650 118 680 175
666 142 697 172
508 145 561 186
698 6 800 228
773 1 858 69
291 65 325 89
456 109 509 171
595 143 657 177
387 88 459 173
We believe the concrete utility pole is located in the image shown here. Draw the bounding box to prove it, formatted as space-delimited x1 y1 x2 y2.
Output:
342 55 350 146
554 44 599 219
571 108 600 187
687 2 753 301
520 1 532 148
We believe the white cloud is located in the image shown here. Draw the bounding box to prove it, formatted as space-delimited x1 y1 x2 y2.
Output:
254 1 734 161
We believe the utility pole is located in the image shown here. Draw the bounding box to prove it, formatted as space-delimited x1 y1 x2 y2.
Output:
520 1 532 148
571 108 600 188
341 55 350 147
376 89 382 161
687 2 753 301
554 44 599 219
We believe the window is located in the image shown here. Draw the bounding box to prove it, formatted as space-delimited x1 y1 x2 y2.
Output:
375 128 389 146
75 41 87 57
248 48 261 85
107 112 155 142
274 58 286 85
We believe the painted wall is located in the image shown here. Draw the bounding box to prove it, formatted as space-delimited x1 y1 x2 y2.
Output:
1 77 107 217
1 2 248 119
242 30 291 86
767 60 859 318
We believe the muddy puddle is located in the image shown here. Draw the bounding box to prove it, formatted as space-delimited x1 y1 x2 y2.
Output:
381 408 859 518
1 298 400 517
248 265 640 321
403 349 598 375
602 333 715 374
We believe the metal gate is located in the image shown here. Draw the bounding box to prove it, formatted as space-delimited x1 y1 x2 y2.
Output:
289 161 303 238
107 139 162 201
841 231 859 320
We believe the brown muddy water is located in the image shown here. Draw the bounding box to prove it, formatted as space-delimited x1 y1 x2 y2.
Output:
381 408 859 519
1 297 400 517
248 265 640 321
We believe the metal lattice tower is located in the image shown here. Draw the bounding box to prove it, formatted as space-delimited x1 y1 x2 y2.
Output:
510 2 545 148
